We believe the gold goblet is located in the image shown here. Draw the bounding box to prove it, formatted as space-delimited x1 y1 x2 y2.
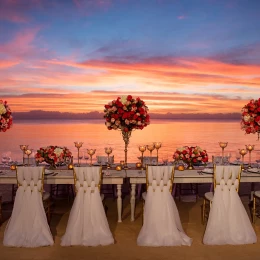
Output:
154 142 162 164
147 143 155 156
239 148 248 170
219 142 228 164
105 147 113 169
138 145 146 169
87 149 96 166
24 149 32 166
74 142 83 166
19 145 29 165
246 144 255 168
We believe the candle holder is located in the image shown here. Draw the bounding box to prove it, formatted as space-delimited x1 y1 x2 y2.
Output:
219 142 228 164
105 147 113 169
138 145 146 169
24 149 32 166
246 144 255 168
19 145 29 165
87 149 96 166
154 142 162 165
239 148 248 170
147 143 155 157
74 142 83 166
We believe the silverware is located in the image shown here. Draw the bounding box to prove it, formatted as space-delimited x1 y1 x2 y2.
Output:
52 172 59 176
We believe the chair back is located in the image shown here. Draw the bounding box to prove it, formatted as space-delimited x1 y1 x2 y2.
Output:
143 156 158 165
96 155 114 164
73 166 102 194
213 165 242 192
146 165 174 193
16 166 45 193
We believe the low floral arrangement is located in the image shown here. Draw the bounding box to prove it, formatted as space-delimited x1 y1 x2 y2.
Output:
241 98 260 140
0 100 13 132
35 146 72 166
173 146 208 164
104 95 150 132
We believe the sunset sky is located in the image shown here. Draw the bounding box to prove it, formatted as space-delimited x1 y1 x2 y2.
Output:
0 0 260 115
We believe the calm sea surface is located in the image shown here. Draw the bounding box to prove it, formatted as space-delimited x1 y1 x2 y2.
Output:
1 119 260 163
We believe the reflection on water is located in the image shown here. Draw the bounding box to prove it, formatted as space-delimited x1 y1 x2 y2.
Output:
0 119 259 164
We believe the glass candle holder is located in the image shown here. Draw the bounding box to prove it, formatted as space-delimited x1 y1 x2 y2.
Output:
105 147 113 169
87 149 96 166
138 145 146 169
74 142 83 166
146 143 155 157
19 145 29 165
154 142 162 164
246 144 254 168
24 149 32 166
239 148 248 170
219 142 228 164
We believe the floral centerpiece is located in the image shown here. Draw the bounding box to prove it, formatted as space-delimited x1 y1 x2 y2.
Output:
241 98 260 140
173 146 208 168
35 146 72 168
104 95 150 168
0 100 13 132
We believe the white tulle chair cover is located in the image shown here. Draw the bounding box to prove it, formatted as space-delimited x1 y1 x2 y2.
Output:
203 165 257 245
61 166 114 246
137 165 192 246
3 167 54 247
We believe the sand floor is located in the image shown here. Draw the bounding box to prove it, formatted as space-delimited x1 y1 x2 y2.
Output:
1 184 260 260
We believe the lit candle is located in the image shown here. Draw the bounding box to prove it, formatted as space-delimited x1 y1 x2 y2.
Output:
246 144 254 151
239 149 247 156
74 142 83 148
115 165 122 171
219 142 228 148
154 142 162 149
139 146 146 152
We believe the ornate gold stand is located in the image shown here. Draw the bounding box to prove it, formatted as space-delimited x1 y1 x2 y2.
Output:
122 130 132 169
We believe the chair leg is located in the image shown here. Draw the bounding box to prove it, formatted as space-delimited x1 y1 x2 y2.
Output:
202 198 206 225
0 196 2 225
253 196 256 224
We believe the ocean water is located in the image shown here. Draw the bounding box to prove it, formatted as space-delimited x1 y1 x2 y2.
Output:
1 119 260 163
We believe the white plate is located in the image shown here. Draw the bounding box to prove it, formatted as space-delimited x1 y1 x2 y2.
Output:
202 168 213 174
45 170 54 175
247 168 260 174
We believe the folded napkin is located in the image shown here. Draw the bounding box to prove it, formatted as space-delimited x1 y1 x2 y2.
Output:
248 168 259 173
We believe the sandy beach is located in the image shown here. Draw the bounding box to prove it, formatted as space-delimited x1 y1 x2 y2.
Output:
1 183 260 260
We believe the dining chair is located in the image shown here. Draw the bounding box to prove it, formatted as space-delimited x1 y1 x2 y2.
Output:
0 194 2 225
137 165 192 246
202 165 257 245
60 166 114 246
252 191 260 223
3 166 54 247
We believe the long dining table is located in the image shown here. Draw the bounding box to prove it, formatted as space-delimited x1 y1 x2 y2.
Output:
1 166 260 222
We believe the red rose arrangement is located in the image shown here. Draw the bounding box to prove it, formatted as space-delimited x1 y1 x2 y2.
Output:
104 95 150 132
173 146 208 164
35 146 72 166
0 100 13 132
241 98 260 140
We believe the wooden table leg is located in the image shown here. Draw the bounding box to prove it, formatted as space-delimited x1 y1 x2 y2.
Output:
117 184 122 222
130 183 136 221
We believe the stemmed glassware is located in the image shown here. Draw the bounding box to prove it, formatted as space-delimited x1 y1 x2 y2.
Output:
138 145 146 169
154 142 162 164
235 151 241 163
245 144 254 168
19 145 29 165
24 148 33 166
74 142 83 166
104 147 113 169
219 142 228 164
87 149 96 166
239 148 248 170
84 150 89 165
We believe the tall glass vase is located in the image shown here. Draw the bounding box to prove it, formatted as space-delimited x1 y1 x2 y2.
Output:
121 130 132 169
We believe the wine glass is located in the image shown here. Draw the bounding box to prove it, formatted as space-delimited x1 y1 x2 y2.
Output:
1 153 8 167
235 151 241 163
78 151 83 166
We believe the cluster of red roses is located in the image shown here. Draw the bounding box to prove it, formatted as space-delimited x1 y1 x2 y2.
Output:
0 100 13 132
173 146 208 164
241 98 260 139
104 95 150 132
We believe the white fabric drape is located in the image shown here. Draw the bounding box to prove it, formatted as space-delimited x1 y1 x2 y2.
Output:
203 165 257 245
3 167 54 247
137 165 192 246
61 166 114 246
